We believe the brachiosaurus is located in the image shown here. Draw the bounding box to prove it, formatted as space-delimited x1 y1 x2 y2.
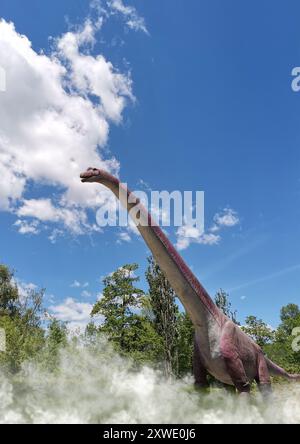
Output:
80 167 300 395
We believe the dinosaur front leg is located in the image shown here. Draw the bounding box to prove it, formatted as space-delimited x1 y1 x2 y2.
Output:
255 353 272 398
193 337 209 389
220 322 251 395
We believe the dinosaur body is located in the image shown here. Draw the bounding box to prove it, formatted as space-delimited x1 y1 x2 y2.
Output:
80 168 300 394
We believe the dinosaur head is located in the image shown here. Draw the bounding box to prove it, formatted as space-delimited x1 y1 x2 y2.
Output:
80 167 119 185
80 167 104 183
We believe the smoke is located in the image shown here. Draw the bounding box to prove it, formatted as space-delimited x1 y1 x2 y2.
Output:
0 340 300 424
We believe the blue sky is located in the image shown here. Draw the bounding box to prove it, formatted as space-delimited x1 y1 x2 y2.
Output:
0 0 300 328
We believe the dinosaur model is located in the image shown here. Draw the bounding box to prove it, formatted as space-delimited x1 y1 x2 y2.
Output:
80 167 300 395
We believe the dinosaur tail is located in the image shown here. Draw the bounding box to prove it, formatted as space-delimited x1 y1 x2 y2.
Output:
289 374 300 382
266 358 300 381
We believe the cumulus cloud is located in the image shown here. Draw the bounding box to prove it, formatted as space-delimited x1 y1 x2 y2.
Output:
0 14 134 236
176 224 220 251
14 219 40 235
176 208 239 251
16 198 101 235
212 208 240 231
49 297 95 332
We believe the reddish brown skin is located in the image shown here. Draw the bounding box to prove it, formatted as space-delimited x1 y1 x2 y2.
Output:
81 168 300 395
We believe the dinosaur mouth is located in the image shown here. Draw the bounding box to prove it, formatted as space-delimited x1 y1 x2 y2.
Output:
80 169 100 183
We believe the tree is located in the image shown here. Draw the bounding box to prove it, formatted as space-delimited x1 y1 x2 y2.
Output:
41 318 68 371
0 264 19 316
91 264 162 364
279 304 300 336
242 316 275 348
265 304 300 374
215 289 239 325
0 264 45 372
146 256 179 377
176 312 194 377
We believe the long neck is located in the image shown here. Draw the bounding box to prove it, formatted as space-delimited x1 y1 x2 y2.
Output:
101 178 224 327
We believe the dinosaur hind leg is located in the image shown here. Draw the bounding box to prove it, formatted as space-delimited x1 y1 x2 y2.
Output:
193 337 209 389
220 322 251 394
255 353 272 398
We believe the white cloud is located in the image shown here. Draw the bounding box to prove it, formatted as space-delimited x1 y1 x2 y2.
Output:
0 15 134 235
14 219 40 235
15 280 38 303
17 199 59 222
117 231 132 243
15 201 103 235
16 198 101 235
49 297 94 331
108 0 149 34
200 233 221 245
70 280 89 288
70 280 81 288
213 208 240 231
48 229 64 244
176 224 220 251
81 290 92 298
176 208 239 251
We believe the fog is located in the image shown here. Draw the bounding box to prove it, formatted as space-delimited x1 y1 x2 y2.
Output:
0 341 299 424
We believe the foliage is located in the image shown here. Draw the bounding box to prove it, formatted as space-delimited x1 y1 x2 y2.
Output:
241 316 275 348
91 264 163 365
265 304 300 374
0 265 45 372
145 256 179 377
0 265 19 316
176 312 194 377
215 289 239 325
1 260 300 383
39 318 68 371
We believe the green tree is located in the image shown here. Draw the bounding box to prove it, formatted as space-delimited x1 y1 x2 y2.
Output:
265 304 300 374
146 257 179 377
85 321 99 344
215 289 239 325
176 312 194 377
0 264 45 372
41 318 68 371
0 264 19 316
92 264 162 364
242 316 275 348
279 304 300 336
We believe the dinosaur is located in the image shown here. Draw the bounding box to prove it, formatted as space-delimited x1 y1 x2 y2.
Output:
80 167 300 395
